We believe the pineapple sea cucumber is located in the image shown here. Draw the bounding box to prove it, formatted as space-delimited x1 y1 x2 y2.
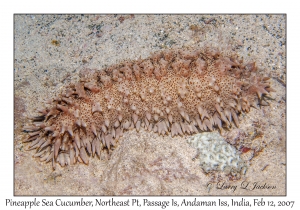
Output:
23 46 274 169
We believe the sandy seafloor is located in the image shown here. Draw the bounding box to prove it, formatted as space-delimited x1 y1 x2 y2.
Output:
14 14 286 195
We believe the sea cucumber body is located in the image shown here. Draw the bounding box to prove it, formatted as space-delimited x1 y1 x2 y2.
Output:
23 47 273 168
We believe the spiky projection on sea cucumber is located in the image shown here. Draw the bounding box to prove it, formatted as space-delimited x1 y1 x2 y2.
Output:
23 47 274 169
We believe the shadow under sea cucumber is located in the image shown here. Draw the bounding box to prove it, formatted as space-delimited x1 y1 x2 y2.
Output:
23 46 274 169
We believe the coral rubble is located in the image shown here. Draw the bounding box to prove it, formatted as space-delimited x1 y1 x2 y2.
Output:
188 132 246 175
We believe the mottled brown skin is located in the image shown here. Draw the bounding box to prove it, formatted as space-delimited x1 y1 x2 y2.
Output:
23 47 273 168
